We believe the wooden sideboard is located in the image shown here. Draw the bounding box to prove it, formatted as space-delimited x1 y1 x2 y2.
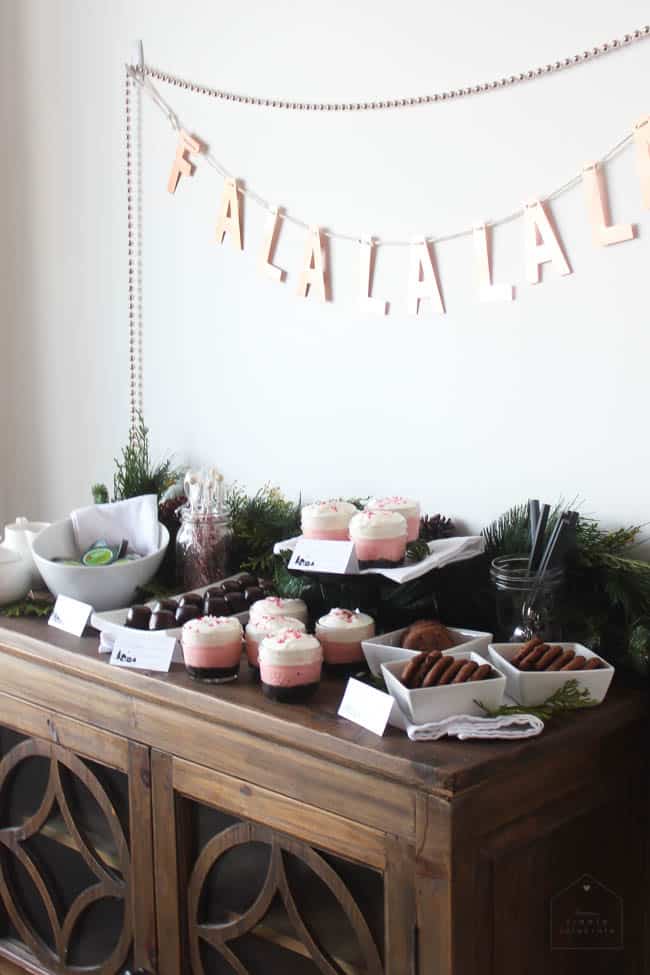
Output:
0 618 646 975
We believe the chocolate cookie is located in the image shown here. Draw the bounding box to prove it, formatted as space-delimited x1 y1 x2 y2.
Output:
511 637 543 667
401 620 456 652
422 655 454 687
561 655 586 671
547 649 575 671
518 644 548 670
452 660 479 684
437 658 466 685
471 664 494 681
584 657 604 670
534 645 563 671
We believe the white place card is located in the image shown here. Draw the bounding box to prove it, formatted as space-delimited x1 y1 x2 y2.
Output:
289 539 358 575
49 595 94 637
110 633 177 672
338 678 394 737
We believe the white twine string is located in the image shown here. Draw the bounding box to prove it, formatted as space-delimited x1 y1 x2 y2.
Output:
130 66 635 248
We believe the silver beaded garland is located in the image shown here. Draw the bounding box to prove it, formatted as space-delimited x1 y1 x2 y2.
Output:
140 25 650 112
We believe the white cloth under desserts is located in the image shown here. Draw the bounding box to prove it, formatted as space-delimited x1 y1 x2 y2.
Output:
71 495 159 557
403 712 544 741
273 534 485 583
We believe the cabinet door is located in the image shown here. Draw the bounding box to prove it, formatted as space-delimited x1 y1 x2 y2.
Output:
0 694 156 975
152 751 415 975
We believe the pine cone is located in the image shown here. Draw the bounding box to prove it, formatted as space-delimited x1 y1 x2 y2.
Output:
419 513 455 541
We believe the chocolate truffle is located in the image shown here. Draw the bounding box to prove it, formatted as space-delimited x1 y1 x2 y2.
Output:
204 593 228 616
244 586 265 606
149 609 176 631
224 592 247 614
179 593 203 608
219 579 244 593
238 573 258 589
175 604 201 626
152 598 178 614
125 605 151 630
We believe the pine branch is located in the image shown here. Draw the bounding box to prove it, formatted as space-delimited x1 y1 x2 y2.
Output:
476 679 596 721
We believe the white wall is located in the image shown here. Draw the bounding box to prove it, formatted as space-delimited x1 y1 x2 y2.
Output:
1 0 649 534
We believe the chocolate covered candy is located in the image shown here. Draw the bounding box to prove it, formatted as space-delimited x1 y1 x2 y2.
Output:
175 605 201 626
224 592 247 614
179 593 203 608
125 605 151 630
149 609 176 631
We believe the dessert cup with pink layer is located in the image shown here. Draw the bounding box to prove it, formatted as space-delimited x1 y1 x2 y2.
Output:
258 629 323 703
248 596 309 626
181 616 243 683
315 608 375 676
349 510 408 570
245 614 306 671
301 500 358 540
365 497 421 542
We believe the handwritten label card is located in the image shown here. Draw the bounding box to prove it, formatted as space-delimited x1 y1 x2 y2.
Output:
338 678 394 736
289 539 357 575
110 633 177 672
49 595 94 637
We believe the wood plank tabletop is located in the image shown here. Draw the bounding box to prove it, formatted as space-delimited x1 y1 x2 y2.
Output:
0 617 646 796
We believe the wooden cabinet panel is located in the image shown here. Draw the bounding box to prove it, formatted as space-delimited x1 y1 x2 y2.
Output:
152 751 415 975
0 696 155 975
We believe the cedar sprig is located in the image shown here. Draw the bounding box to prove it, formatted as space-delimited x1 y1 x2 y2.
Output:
226 483 301 575
112 412 181 501
476 679 596 721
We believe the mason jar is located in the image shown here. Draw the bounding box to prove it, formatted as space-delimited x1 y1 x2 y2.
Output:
490 556 564 642
175 509 232 590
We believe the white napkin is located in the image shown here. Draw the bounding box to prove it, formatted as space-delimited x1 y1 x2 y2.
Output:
405 712 544 741
272 535 485 583
71 495 159 557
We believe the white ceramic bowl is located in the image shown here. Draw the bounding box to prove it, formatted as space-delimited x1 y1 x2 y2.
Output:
488 642 614 707
32 518 169 611
0 545 32 606
362 624 493 676
381 650 505 724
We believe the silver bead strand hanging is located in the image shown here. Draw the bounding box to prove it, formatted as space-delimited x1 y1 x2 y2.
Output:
125 66 143 436
143 24 650 112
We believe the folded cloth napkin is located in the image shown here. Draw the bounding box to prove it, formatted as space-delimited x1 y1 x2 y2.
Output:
405 712 544 741
272 534 485 584
71 495 159 557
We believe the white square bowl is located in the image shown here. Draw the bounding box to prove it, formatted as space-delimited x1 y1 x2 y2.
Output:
381 650 505 725
362 624 493 676
488 643 615 707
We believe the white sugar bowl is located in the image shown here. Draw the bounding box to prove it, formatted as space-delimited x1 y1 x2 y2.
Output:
3 516 50 586
0 545 31 606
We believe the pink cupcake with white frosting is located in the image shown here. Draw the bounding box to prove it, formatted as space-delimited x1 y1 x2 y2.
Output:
249 596 309 626
349 510 408 570
258 629 323 702
365 497 421 542
301 500 358 540
245 614 306 669
182 616 243 683
316 608 375 675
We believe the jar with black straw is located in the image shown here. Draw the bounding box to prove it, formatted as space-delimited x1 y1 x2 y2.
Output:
490 501 578 642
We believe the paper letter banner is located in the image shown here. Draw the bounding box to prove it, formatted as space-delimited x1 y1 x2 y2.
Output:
167 130 201 194
473 223 514 302
359 240 387 315
407 241 445 316
296 226 329 301
582 162 635 246
215 177 243 250
524 200 572 284
633 115 650 210
258 207 285 283
131 65 650 314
